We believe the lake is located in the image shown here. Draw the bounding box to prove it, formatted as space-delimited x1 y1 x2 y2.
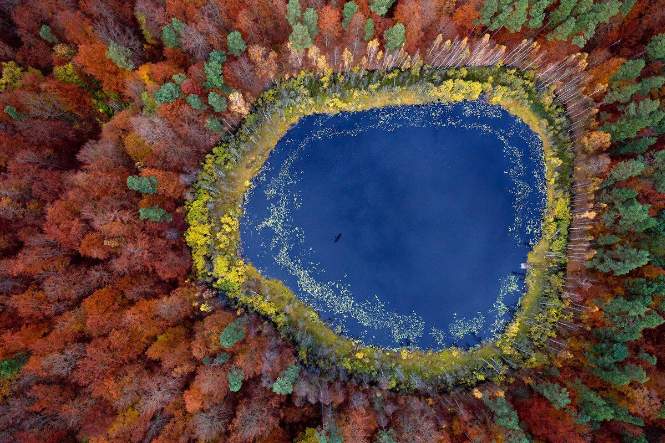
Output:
240 101 545 350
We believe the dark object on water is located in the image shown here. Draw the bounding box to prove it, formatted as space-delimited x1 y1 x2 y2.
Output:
334 233 342 243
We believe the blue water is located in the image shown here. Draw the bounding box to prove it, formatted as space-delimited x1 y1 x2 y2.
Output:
240 101 545 350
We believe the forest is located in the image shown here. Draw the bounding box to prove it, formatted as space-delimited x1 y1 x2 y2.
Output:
1 0 665 442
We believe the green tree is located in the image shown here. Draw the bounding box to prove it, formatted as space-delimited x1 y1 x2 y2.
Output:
127 175 158 194
206 117 224 133
603 158 645 187
139 206 172 222
483 396 522 432
161 18 185 48
534 382 571 410
480 0 498 26
505 0 529 32
272 364 300 394
612 59 645 82
227 367 244 392
219 318 246 348
106 42 135 70
290 22 313 50
614 137 656 155
154 82 181 104
646 33 665 61
4 105 23 120
172 73 187 85
343 2 359 29
588 245 650 275
0 355 27 379
208 91 228 113
204 50 227 89
303 8 319 39
364 18 375 41
370 0 396 16
227 31 247 56
186 94 205 110
384 23 405 51
574 381 616 424
39 24 58 44
287 0 302 26
547 17 576 41
528 0 553 28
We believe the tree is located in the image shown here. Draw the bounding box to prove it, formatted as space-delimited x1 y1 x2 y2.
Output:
287 0 302 26
227 31 247 56
303 8 319 39
364 19 375 42
588 245 650 275
272 364 300 394
106 42 135 70
290 23 313 50
204 50 227 90
534 383 571 410
603 158 645 186
384 23 405 52
612 59 645 82
227 367 244 392
371 0 396 16
39 24 58 44
208 91 227 113
161 18 185 48
126 175 157 194
139 206 172 222
646 33 665 61
219 317 246 348
342 2 359 30
154 82 181 104
186 94 205 110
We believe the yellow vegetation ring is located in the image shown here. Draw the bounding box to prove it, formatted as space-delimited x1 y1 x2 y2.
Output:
186 66 573 391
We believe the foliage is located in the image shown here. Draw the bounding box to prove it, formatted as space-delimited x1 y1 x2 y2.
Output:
155 82 181 104
272 364 301 394
342 2 358 30
646 33 665 61
106 42 135 71
370 0 396 16
127 175 157 194
384 23 406 52
228 367 244 392
138 206 172 222
227 31 247 56
219 317 246 348
39 24 58 44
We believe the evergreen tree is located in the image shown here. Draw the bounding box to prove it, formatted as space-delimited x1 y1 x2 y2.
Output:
139 206 172 222
154 82 181 104
612 59 645 82
384 23 406 52
39 24 58 44
303 8 319 39
534 382 571 410
227 367 244 392
287 0 302 26
272 365 300 394
342 2 358 30
106 42 135 70
127 175 158 194
227 31 247 56
219 318 246 348
364 18 375 42
646 33 665 61
290 22 313 50
370 0 396 16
